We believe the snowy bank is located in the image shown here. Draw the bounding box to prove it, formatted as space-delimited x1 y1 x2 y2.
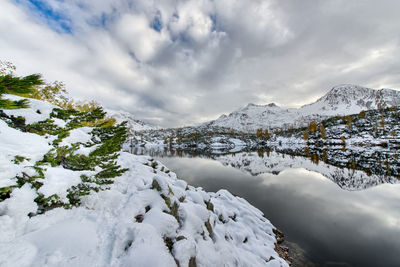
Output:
0 95 288 267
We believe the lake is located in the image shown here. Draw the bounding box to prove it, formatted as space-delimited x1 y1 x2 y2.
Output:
131 147 400 267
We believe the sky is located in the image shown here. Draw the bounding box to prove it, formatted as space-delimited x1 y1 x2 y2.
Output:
1 0 400 127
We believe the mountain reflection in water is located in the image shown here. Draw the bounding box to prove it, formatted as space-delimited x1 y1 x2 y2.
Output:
131 146 400 267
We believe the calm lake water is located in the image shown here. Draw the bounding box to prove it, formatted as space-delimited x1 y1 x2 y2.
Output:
132 147 400 267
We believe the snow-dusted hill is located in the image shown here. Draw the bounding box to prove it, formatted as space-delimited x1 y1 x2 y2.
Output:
0 95 288 267
205 84 400 132
106 108 160 132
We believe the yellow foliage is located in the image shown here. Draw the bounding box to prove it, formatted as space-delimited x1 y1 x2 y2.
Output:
319 124 327 139
0 60 16 75
303 130 309 140
308 121 317 133
256 128 263 138
346 116 352 128
340 136 346 144
264 129 270 140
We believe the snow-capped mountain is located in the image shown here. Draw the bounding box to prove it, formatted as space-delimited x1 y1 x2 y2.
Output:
205 84 400 132
106 109 160 132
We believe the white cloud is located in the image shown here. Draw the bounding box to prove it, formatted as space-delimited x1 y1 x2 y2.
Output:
0 0 400 127
115 14 170 62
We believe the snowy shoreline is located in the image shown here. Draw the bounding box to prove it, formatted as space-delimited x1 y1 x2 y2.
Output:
0 95 289 267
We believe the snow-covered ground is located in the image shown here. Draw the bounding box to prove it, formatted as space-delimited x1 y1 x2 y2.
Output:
0 95 288 267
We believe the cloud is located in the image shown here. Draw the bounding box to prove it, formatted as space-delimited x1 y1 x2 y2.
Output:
1 0 400 127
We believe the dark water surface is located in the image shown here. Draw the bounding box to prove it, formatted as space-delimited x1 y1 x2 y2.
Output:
134 148 400 267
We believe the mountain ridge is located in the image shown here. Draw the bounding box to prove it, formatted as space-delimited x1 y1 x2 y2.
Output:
105 108 160 132
205 84 400 132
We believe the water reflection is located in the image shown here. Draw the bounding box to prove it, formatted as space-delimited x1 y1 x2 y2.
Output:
130 146 399 191
156 156 400 267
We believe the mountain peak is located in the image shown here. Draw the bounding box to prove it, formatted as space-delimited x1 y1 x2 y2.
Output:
206 84 400 132
245 102 278 109
246 103 257 107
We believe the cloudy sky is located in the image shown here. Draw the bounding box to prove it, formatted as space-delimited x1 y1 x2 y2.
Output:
1 0 400 127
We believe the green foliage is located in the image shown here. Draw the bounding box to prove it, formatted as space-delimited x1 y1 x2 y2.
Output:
152 179 162 192
0 112 26 130
0 74 43 96
26 119 63 136
0 65 129 208
12 155 28 164
50 106 115 129
1 107 128 208
0 98 30 109
0 186 16 201
0 72 44 109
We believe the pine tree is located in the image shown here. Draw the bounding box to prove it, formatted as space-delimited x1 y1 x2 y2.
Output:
0 74 43 95
0 73 44 109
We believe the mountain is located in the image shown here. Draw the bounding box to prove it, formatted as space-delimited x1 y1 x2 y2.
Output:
105 109 160 132
205 84 400 132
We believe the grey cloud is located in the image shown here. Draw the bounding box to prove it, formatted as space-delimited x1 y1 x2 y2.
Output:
1 0 400 127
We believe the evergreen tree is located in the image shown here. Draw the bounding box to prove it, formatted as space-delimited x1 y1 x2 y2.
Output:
0 73 44 109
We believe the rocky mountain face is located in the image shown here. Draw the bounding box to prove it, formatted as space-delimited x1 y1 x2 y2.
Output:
106 109 160 132
205 84 400 132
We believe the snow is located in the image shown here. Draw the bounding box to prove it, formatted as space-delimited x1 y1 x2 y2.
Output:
2 94 57 124
210 142 229 148
206 84 400 132
0 97 288 267
0 120 51 187
39 167 91 201
60 127 92 146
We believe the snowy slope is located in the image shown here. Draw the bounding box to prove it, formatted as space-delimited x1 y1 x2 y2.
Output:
206 84 400 132
0 96 288 267
106 108 160 132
